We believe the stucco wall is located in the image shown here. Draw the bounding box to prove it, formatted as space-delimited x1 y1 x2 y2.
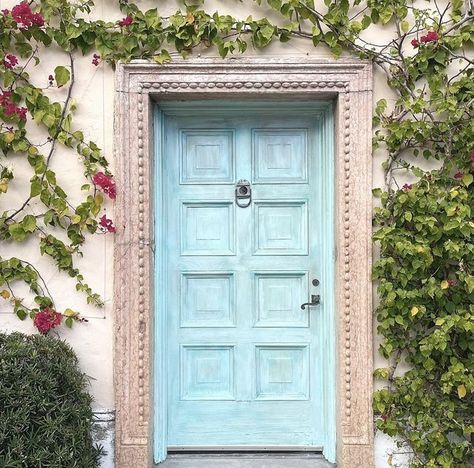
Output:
1 0 413 466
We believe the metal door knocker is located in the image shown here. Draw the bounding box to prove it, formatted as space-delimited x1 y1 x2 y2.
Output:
235 179 251 208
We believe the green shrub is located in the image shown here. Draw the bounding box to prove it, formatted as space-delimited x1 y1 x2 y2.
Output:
0 332 104 468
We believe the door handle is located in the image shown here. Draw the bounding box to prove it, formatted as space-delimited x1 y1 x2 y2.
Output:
301 294 320 310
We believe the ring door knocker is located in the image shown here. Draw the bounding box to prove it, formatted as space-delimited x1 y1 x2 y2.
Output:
235 179 251 208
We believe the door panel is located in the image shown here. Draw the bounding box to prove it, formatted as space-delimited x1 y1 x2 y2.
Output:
252 129 308 183
164 111 325 448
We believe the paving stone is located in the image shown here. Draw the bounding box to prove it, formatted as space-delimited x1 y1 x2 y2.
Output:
158 453 336 468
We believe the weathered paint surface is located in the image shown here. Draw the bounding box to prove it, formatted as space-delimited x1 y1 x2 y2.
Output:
157 103 335 460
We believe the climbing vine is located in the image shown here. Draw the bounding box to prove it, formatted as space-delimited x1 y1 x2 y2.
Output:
0 0 472 465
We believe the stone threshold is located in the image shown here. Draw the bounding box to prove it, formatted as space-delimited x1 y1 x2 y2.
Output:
157 452 336 467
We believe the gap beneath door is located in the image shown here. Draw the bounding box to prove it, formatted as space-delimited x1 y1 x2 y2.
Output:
168 446 324 452
157 453 336 467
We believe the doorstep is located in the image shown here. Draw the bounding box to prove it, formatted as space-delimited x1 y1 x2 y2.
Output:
157 453 336 467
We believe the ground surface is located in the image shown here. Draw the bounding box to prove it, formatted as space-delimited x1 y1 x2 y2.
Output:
158 453 336 467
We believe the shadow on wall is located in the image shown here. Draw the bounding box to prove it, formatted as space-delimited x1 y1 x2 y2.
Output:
93 410 115 468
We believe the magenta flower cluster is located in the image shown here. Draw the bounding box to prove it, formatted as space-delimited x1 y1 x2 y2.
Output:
0 91 27 121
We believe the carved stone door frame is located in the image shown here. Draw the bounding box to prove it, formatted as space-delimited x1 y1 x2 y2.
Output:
113 57 373 467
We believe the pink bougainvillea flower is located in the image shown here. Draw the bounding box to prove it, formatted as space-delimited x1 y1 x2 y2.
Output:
99 214 117 233
12 2 34 21
420 31 439 43
31 12 44 26
0 91 27 121
15 106 27 121
3 101 17 117
0 91 12 106
447 279 457 286
118 15 133 27
3 54 18 69
1 9 10 15
33 307 62 334
402 183 412 192
92 53 100 66
92 171 116 199
3 102 27 120
411 38 419 48
11 2 44 29
454 171 464 179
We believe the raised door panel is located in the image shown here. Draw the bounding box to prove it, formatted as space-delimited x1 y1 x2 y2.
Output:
181 345 235 400
180 273 235 327
254 272 309 327
255 345 310 400
252 129 308 183
180 129 235 184
253 201 308 255
180 201 235 255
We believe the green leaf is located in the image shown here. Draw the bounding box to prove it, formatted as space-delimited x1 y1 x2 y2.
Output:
42 113 56 128
22 215 37 233
153 50 171 65
267 0 281 10
465 276 474 293
64 308 78 317
0 290 11 299
375 99 387 116
72 131 84 141
8 223 27 241
379 8 393 24
457 384 466 398
361 15 371 29
16 309 27 320
462 173 473 187
372 188 382 197
54 66 71 87
400 20 409 33
3 70 15 88
3 132 15 144
30 180 42 197
45 170 57 185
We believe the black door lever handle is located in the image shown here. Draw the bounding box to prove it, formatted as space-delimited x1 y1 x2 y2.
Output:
301 294 321 310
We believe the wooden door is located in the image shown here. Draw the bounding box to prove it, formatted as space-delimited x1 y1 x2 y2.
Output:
162 106 331 450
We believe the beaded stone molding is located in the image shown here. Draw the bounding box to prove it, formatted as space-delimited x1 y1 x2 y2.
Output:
114 57 373 467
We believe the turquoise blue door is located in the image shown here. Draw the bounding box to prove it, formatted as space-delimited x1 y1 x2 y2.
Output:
158 103 334 454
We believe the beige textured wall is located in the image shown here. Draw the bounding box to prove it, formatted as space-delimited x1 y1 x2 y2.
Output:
1 1 410 465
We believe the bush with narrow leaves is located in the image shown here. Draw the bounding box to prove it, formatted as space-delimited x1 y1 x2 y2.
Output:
0 332 103 467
